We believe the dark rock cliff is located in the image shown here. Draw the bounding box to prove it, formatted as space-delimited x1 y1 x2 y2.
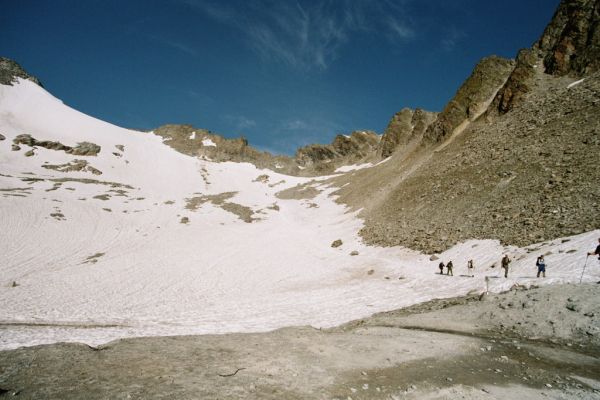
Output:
537 0 600 76
491 0 600 115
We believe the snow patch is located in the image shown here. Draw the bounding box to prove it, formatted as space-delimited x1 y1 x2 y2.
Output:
335 163 373 173
202 137 216 147
189 131 196 140
375 157 391 166
567 78 585 89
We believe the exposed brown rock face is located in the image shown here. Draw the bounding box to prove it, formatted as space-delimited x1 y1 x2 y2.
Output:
0 57 42 86
537 0 600 76
336 0 600 253
491 0 600 115
155 124 381 176
356 70 600 253
378 108 437 157
295 131 380 171
153 124 299 175
491 49 539 114
423 56 515 143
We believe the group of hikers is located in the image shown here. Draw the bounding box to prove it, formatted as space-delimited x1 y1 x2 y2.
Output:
436 254 546 278
435 238 600 279
437 260 474 277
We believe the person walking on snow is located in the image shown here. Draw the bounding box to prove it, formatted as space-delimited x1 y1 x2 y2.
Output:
536 255 546 278
446 260 454 276
588 238 600 259
439 261 445 275
501 255 511 278
467 259 474 277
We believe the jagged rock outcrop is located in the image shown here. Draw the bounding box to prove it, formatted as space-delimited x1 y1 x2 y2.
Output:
295 130 380 173
153 125 299 175
155 124 382 176
335 0 600 253
490 49 539 114
491 0 600 115
0 57 42 86
537 0 600 76
423 56 515 143
378 108 437 157
357 69 600 253
12 134 101 156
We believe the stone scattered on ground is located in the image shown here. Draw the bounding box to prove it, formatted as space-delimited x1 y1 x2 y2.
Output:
12 134 101 156
42 159 102 175
83 253 105 264
331 239 343 248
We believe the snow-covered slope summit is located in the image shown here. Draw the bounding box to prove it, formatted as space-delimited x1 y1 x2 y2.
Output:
0 78 598 350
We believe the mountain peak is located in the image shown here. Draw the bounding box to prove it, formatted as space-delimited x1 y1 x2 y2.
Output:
536 0 600 77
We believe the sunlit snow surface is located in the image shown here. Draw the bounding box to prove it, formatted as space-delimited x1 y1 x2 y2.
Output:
0 80 598 350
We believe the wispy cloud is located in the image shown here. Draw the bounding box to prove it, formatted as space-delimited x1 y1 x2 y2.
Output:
283 119 310 131
126 18 199 57
185 0 416 71
441 27 466 51
147 34 198 57
224 115 257 130
386 16 415 41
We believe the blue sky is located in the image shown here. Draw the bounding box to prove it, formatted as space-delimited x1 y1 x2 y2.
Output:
2 0 559 154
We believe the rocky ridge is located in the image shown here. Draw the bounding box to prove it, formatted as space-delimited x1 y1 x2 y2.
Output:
0 58 41 87
423 56 515 143
154 124 382 176
333 0 600 252
377 108 437 158
295 130 380 173
356 67 600 252
491 0 600 115
537 0 600 76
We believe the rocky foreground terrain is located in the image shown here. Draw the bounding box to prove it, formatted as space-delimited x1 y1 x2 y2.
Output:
0 283 598 399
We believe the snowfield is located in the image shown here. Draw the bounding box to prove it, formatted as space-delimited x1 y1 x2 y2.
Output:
0 79 599 350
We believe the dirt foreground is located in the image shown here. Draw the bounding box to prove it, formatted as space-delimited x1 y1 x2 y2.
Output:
0 283 599 399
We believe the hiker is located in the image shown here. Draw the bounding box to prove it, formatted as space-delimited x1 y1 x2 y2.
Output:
501 255 511 278
446 260 453 276
438 261 445 275
588 237 600 259
467 259 474 277
536 255 546 278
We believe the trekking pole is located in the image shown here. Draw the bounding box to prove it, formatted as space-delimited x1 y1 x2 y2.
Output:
579 255 589 284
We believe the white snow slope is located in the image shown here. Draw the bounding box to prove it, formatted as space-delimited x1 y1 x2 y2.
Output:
0 79 598 350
